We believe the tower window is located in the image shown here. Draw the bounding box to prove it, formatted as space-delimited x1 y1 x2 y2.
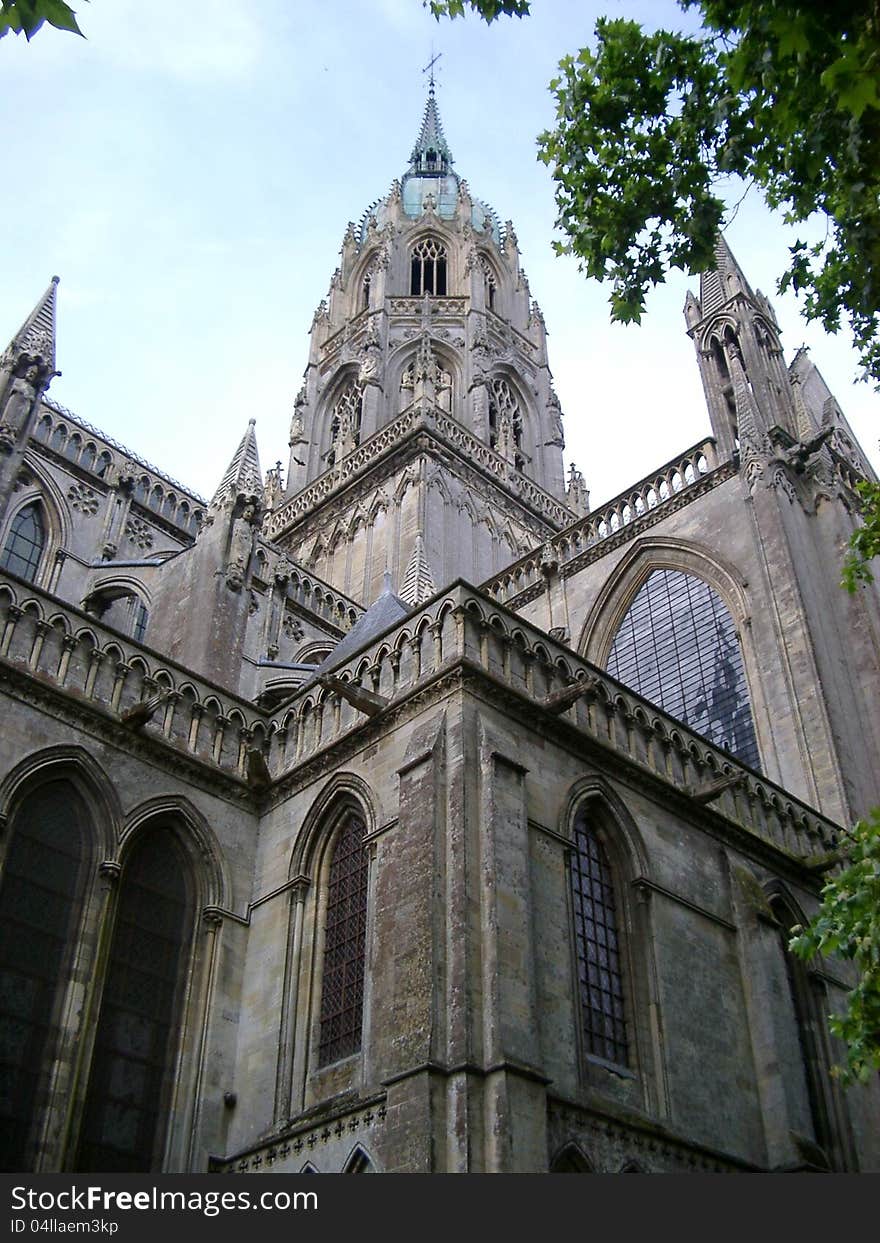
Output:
362 274 371 311
608 568 760 770
318 813 368 1066
569 814 628 1067
1 503 46 583
410 237 447 296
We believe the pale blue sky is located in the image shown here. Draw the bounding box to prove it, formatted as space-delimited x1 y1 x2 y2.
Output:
2 0 877 505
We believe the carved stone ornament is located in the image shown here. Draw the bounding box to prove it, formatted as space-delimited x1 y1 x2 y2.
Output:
125 515 154 550
67 482 100 516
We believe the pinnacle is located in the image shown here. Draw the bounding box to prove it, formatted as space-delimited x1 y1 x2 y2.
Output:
399 533 436 606
210 419 263 510
3 276 59 375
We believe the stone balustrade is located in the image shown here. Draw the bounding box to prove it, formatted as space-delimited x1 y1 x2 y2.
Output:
0 571 265 783
265 405 574 541
483 438 723 605
269 581 840 862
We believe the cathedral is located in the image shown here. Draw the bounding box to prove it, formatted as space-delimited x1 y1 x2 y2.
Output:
1 87 879 1175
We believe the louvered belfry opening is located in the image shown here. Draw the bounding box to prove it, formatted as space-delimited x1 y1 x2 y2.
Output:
318 812 368 1066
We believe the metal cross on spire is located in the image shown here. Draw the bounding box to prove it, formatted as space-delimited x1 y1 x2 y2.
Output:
422 49 442 94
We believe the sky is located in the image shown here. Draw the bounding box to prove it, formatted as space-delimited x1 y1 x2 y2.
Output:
2 0 877 508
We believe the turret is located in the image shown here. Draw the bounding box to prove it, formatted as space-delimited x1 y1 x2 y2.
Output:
148 420 263 689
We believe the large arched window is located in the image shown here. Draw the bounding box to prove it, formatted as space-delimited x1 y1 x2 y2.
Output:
410 237 447 296
607 568 760 770
0 782 89 1171
1 502 46 583
75 827 194 1172
569 810 629 1068
318 812 368 1066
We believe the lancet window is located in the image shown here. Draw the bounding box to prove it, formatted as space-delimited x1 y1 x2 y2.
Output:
607 568 760 770
75 828 194 1172
1 502 46 583
318 812 368 1066
569 810 629 1068
410 237 447 296
0 781 88 1170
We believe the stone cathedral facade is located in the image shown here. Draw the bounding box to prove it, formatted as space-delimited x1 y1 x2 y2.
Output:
1 91 879 1175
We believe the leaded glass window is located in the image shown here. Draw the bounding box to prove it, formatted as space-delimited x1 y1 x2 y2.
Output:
318 813 367 1066
410 237 447 296
75 828 192 1172
1 503 45 583
0 782 87 1171
607 568 760 770
569 815 628 1067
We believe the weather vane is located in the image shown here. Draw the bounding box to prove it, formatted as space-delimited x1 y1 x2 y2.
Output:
422 49 442 93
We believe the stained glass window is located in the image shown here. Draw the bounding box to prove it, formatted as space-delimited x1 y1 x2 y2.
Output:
0 782 87 1171
318 813 367 1066
569 814 628 1067
1 503 45 583
75 828 192 1172
607 568 761 770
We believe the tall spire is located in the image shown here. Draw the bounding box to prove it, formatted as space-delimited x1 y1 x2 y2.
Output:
409 85 453 176
210 418 263 510
1 275 59 380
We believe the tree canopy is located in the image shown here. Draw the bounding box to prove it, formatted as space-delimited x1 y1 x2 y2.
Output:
433 1 880 388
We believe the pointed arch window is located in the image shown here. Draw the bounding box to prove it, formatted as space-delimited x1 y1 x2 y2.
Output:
488 377 525 470
318 812 368 1066
410 237 447 296
569 811 628 1067
607 568 760 770
0 781 89 1171
75 827 194 1172
1 502 46 583
326 381 363 467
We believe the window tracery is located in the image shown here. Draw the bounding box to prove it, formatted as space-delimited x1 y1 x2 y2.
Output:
326 381 364 468
410 237 447 296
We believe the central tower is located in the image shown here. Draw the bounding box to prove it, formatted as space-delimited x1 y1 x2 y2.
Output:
266 88 582 604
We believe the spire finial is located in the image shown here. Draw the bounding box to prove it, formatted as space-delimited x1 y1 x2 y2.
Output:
422 49 441 95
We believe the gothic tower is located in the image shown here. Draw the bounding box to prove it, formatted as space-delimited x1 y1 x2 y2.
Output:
266 87 581 605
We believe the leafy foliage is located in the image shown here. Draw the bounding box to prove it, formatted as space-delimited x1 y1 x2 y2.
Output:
435 1 880 387
428 1 530 21
842 479 880 591
790 810 880 1084
0 0 84 40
